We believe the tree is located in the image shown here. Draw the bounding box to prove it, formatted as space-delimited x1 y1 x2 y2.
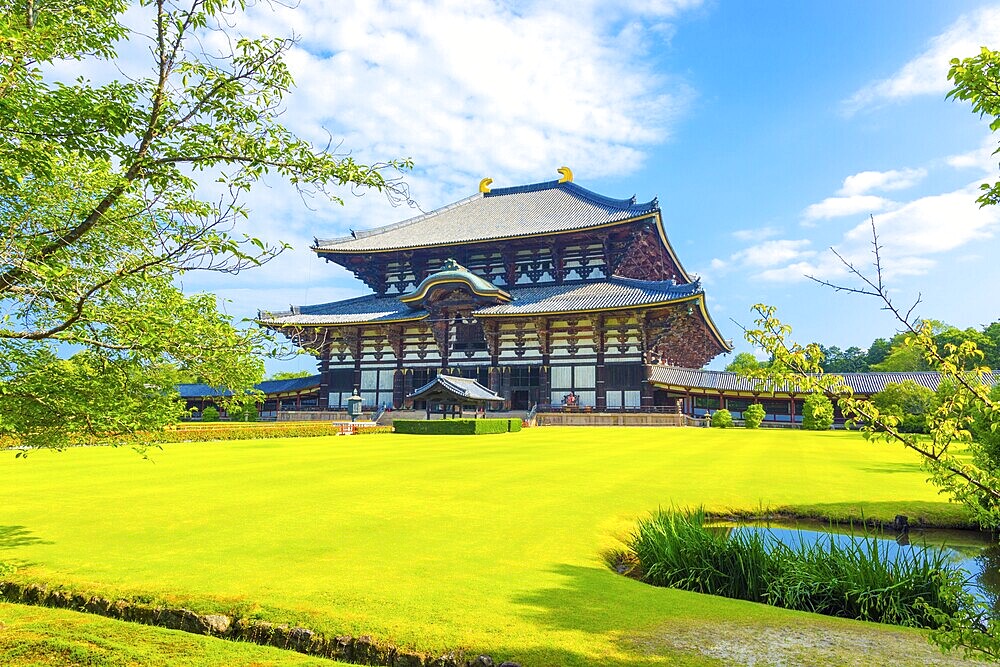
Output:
871 344 931 372
268 371 313 381
871 380 937 434
948 46 1000 209
743 403 765 429
800 393 833 430
866 337 892 368
725 352 763 374
739 224 999 660
710 409 733 428
228 403 257 422
818 344 869 373
0 1 410 450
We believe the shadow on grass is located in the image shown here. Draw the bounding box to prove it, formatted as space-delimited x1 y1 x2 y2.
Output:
0 526 49 551
506 563 730 666
0 525 50 570
512 563 665 634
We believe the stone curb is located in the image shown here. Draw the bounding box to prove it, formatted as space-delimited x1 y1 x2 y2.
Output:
0 581 520 667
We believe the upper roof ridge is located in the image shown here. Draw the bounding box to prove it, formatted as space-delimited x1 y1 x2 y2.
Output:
484 180 658 211
314 192 485 247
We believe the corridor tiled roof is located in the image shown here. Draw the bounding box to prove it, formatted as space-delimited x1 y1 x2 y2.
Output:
648 366 999 396
313 180 659 253
177 374 321 399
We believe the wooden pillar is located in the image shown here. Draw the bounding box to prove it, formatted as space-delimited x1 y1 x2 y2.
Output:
319 343 332 409
403 370 414 408
789 395 797 423
641 366 654 408
393 369 405 409
594 315 607 411
718 392 725 410
536 317 551 405
500 367 512 407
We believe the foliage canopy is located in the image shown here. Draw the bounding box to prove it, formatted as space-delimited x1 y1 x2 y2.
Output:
0 0 409 450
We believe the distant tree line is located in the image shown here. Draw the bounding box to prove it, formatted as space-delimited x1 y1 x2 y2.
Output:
727 319 1000 375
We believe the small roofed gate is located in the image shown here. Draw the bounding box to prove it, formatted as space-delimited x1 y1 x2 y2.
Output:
407 374 504 419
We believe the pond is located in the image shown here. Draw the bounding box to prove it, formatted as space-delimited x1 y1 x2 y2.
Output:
714 521 1000 614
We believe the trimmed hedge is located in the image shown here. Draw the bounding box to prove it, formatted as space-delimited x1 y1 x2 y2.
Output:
156 423 392 442
393 418 522 435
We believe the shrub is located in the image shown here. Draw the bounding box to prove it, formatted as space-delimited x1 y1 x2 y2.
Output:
393 418 521 435
626 507 968 628
200 406 220 422
743 403 765 429
801 393 833 430
228 404 259 422
710 409 733 428
872 381 936 434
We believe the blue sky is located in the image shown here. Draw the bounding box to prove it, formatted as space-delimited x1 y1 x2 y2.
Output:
170 0 1000 374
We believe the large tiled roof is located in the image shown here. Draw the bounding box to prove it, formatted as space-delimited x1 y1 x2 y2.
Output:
259 277 700 326
313 180 659 253
408 374 504 402
649 366 998 396
177 374 321 399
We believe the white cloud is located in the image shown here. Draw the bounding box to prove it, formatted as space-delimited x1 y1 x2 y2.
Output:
837 168 927 196
711 239 815 277
844 181 1000 256
844 6 1000 114
803 195 894 221
758 179 1000 284
731 239 815 268
732 226 779 241
236 0 699 197
947 136 999 172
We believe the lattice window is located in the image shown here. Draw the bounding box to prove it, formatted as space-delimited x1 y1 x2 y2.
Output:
453 320 487 352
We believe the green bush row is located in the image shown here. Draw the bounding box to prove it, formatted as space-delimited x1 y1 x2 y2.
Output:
392 418 522 435
156 423 391 442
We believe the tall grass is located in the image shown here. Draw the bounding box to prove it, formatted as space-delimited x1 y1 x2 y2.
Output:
626 508 971 627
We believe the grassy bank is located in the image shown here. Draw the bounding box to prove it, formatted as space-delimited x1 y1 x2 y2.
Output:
0 427 982 665
0 602 345 666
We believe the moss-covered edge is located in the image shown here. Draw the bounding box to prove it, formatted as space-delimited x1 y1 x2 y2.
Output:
0 581 515 667
713 502 981 531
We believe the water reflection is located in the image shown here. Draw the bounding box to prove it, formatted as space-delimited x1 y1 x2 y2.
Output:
715 521 1000 616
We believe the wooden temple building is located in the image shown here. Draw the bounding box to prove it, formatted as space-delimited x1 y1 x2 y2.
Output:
257 169 733 412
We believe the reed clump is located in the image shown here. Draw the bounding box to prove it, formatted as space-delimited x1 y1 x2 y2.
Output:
625 507 971 628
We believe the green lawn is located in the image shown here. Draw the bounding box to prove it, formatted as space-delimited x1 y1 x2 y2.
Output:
0 427 982 665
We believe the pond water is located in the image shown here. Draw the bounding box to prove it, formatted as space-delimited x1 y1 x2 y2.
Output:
715 521 1000 614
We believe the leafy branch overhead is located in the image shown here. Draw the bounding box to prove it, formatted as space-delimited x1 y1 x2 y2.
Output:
0 0 411 449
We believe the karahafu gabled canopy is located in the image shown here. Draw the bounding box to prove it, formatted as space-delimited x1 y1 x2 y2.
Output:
407 374 505 419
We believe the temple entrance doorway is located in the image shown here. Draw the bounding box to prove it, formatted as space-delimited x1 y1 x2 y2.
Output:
511 390 531 410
